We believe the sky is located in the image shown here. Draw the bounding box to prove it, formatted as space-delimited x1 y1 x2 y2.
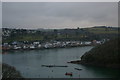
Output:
1 0 120 2
2 2 118 29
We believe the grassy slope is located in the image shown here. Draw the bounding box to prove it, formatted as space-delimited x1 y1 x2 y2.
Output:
84 27 118 34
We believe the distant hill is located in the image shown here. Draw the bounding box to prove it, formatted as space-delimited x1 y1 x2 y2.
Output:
80 38 120 68
83 26 119 34
2 26 119 43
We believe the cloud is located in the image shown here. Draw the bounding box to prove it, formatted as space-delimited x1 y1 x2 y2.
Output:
2 2 118 29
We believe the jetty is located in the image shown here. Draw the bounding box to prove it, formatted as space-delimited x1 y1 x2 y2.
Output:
41 65 68 67
74 68 82 71
67 60 81 64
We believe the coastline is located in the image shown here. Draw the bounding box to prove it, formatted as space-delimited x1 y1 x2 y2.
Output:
2 44 93 52
68 60 120 69
67 38 120 69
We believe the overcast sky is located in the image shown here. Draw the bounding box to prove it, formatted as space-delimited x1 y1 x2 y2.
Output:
1 0 119 2
2 2 118 29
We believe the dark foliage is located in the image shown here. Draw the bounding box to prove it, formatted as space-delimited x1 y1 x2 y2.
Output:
2 63 23 78
80 38 120 68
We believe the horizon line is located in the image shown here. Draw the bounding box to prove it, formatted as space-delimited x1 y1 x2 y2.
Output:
2 26 119 30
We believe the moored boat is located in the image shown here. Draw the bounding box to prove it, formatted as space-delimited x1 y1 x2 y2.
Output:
74 68 82 71
65 72 73 76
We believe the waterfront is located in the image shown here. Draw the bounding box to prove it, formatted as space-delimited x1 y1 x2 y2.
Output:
2 46 119 78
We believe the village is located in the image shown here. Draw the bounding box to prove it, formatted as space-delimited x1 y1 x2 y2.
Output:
2 39 105 51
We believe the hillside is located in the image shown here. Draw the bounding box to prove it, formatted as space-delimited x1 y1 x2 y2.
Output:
2 26 119 43
84 26 118 34
2 63 23 79
80 38 120 68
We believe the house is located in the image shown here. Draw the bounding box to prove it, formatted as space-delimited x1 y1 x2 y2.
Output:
38 44 42 48
44 43 53 48
13 45 21 50
33 42 40 45
96 41 101 44
92 40 101 45
29 44 35 49
84 41 91 45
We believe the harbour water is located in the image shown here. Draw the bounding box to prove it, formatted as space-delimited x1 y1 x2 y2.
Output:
2 46 119 78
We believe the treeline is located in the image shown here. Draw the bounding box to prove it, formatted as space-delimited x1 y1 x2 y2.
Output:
2 63 23 79
80 38 120 68
2 26 119 43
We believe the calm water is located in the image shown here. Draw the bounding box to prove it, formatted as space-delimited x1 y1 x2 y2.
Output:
2 46 119 78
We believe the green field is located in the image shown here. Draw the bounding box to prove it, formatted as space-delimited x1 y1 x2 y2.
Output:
84 27 118 34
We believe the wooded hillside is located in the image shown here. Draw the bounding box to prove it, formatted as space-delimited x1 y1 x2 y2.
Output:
80 38 120 68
